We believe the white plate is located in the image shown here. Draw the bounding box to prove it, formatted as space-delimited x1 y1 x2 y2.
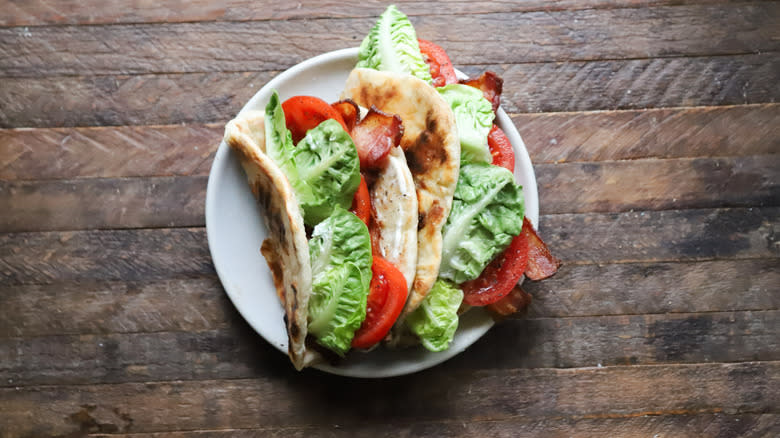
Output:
205 48 538 378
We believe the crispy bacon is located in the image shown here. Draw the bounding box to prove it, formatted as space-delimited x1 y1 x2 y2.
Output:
460 71 503 114
523 218 561 281
486 285 532 317
350 106 404 170
331 99 360 132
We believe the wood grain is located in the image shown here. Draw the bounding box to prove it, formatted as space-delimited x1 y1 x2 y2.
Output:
0 176 207 232
2 5 777 77
3 54 776 128
0 228 214 285
0 124 221 180
0 207 776 285
3 104 775 180
542 207 779 264
536 154 780 214
524 259 780 317
84 414 780 438
515 104 780 163
1 362 776 436
2 310 777 386
1 258 776 339
1 154 776 231
0 0 756 27
0 277 231 338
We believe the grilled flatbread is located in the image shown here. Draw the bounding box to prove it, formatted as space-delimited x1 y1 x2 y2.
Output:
223 112 313 370
342 68 460 315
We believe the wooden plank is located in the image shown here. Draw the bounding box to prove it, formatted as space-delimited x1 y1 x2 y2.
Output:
1 259 776 338
84 414 780 438
466 53 780 114
0 208 776 286
0 277 231 338
1 154 776 231
536 155 780 214
3 54 777 129
1 5 778 77
541 207 779 264
1 362 777 436
0 228 214 285
3 104 776 180
525 259 780 317
0 71 276 129
0 124 221 180
0 0 755 27
514 104 780 163
2 311 777 386
3 54 777 128
0 176 207 232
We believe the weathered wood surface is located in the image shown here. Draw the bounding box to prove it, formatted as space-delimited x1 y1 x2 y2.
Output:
1 154 777 231
1 2 778 437
0 0 758 26
3 54 777 128
2 104 776 179
1 362 777 436
1 259 777 339
2 310 777 386
1 207 776 285
2 4 777 77
85 414 780 438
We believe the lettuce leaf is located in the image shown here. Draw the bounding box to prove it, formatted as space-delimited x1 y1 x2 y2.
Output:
439 163 524 284
406 279 463 352
264 92 361 227
356 5 433 84
307 206 373 355
437 84 493 164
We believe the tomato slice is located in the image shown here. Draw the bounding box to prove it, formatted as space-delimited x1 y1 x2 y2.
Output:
350 174 371 226
351 256 408 349
461 221 530 306
417 39 458 87
281 95 348 144
488 124 515 172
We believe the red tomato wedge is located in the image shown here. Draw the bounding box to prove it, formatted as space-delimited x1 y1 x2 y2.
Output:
524 218 562 280
350 174 371 226
418 39 458 87
488 124 515 172
351 256 408 349
281 95 348 144
461 229 529 307
331 99 360 132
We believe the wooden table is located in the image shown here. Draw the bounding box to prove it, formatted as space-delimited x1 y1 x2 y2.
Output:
1 2 778 436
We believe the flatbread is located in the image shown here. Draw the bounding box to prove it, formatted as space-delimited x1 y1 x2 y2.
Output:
223 112 313 370
342 68 460 315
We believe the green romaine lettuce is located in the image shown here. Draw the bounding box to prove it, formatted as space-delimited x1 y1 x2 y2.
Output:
437 84 493 164
407 279 463 352
439 163 524 284
307 206 373 355
356 5 433 84
264 92 361 227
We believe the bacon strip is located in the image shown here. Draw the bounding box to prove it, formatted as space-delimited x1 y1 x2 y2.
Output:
331 99 360 132
486 285 532 317
523 218 561 281
460 71 504 114
350 106 404 170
